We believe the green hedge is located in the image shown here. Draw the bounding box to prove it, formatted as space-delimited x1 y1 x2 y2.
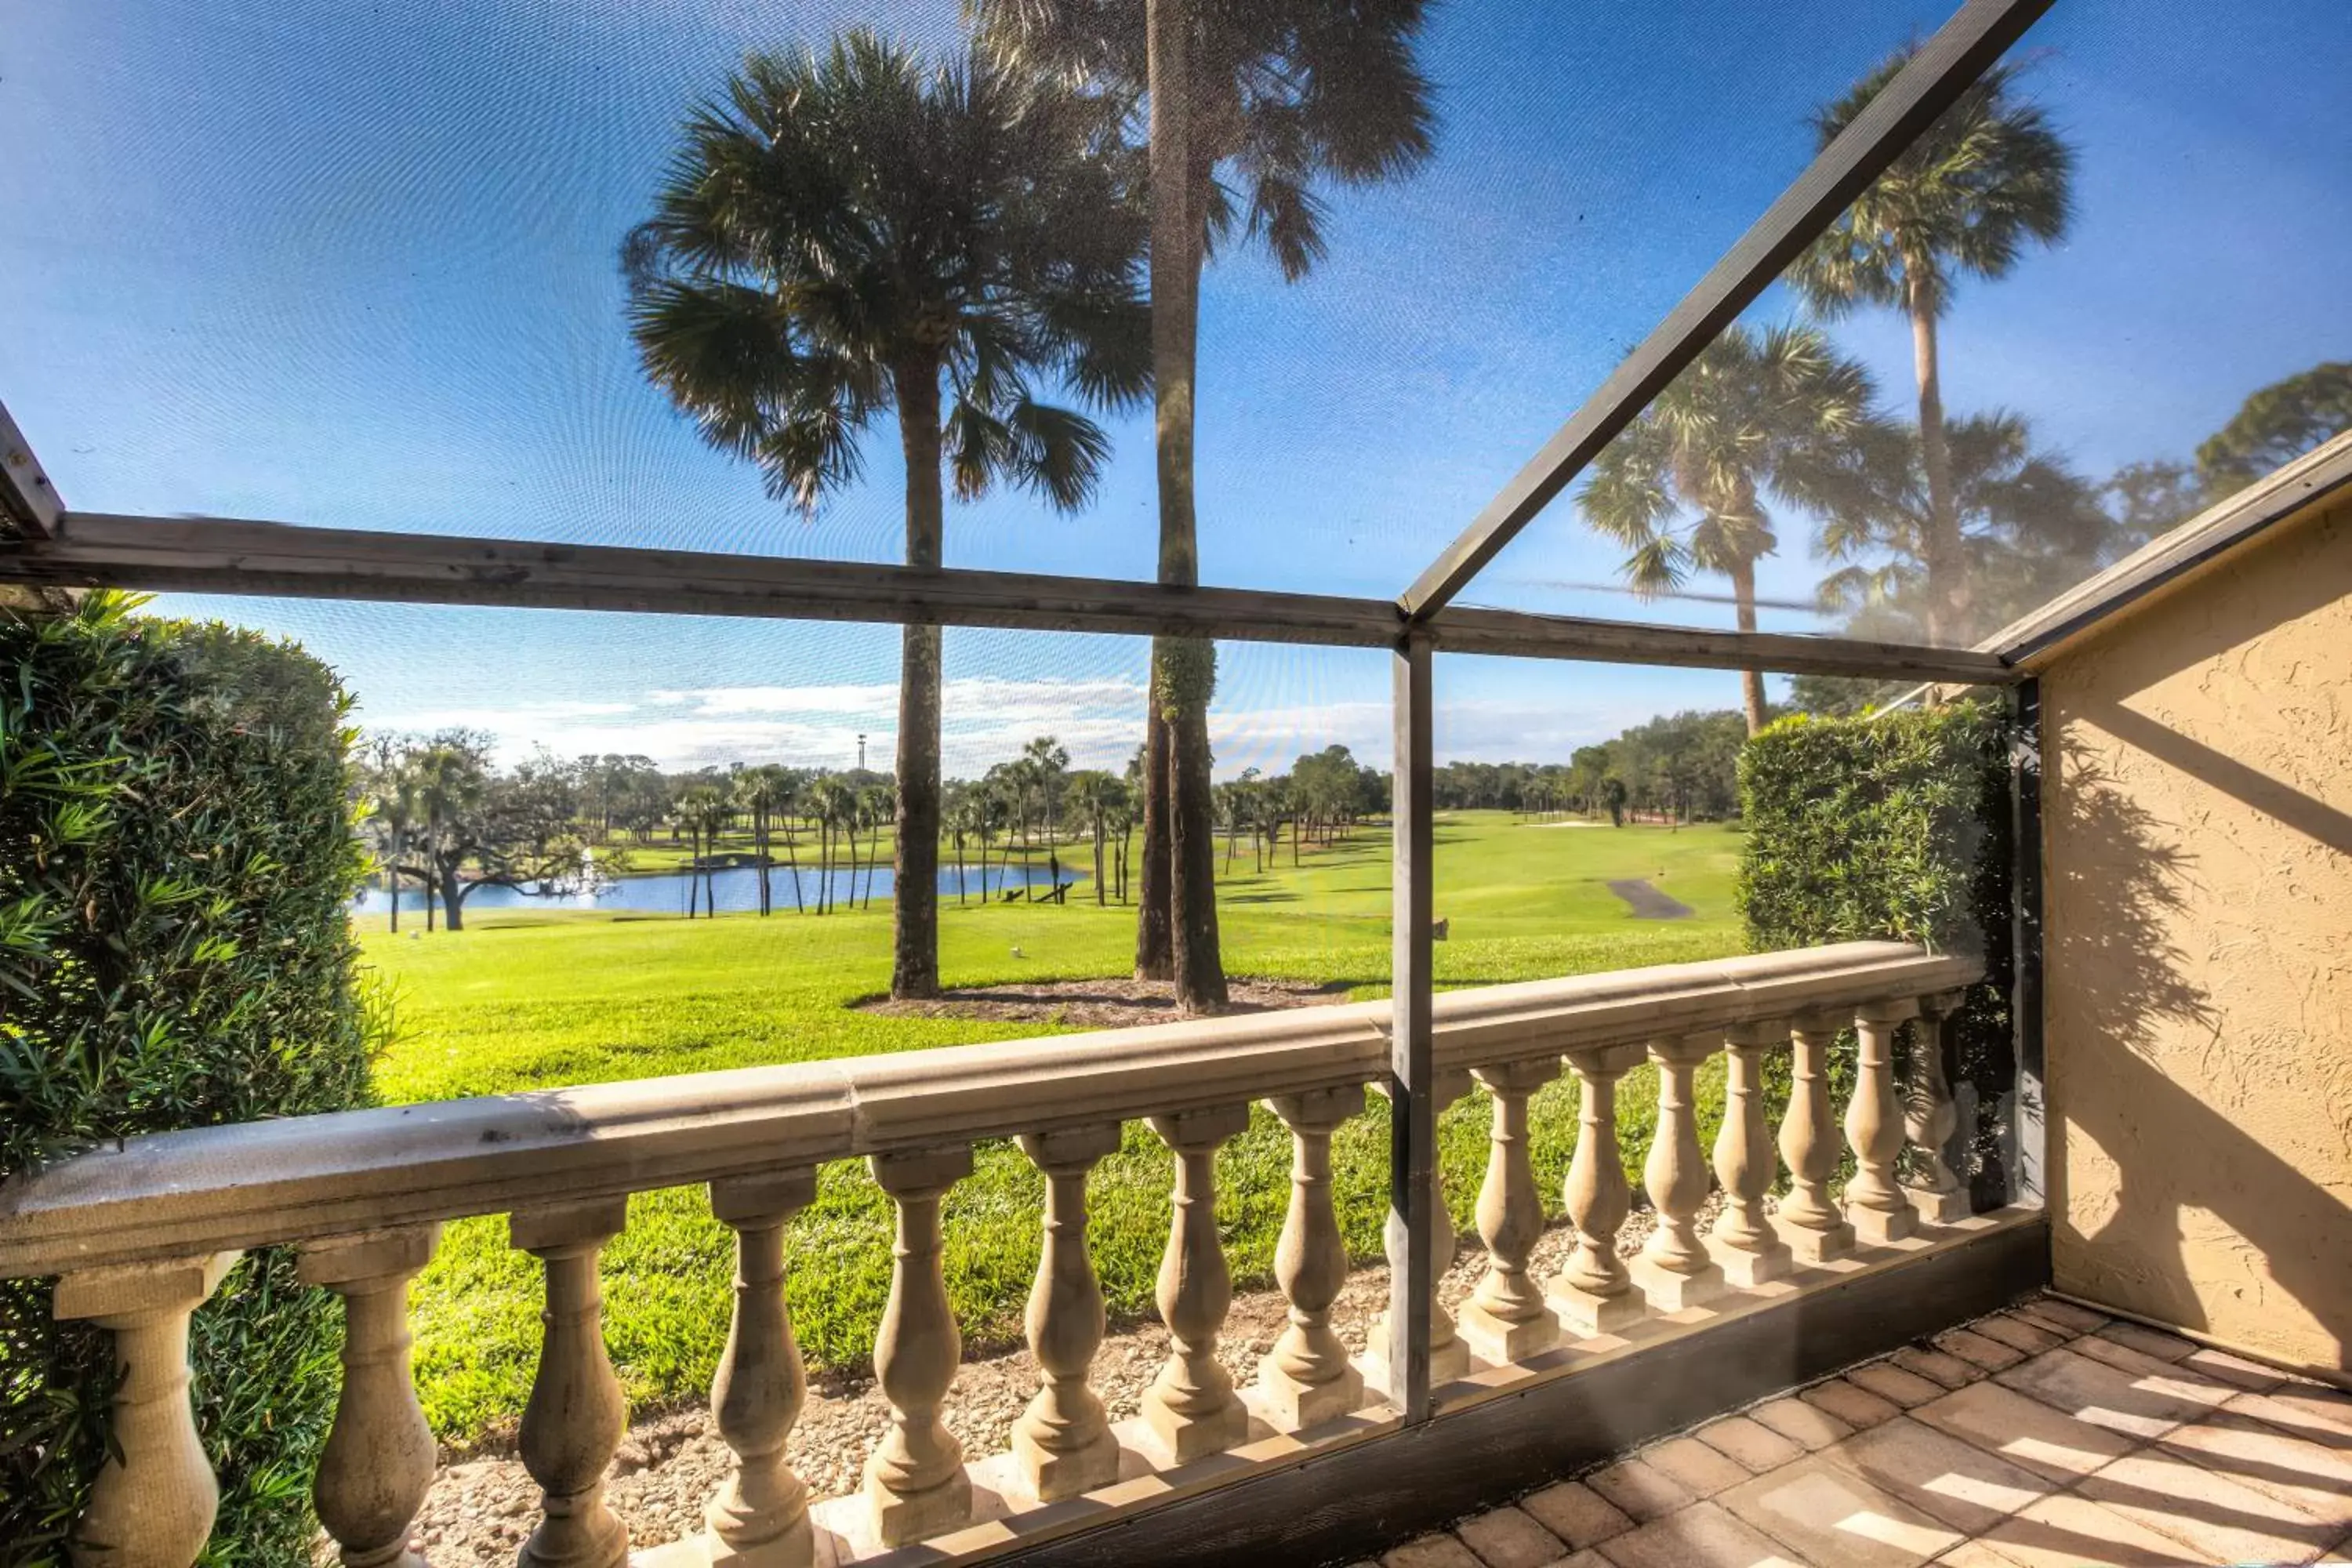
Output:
1737 700 2016 1207
1 594 381 1566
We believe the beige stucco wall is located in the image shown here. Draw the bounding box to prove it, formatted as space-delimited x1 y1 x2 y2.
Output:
2041 492 2352 1376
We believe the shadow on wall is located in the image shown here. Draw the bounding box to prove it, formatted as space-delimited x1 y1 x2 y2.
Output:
2051 735 2350 1365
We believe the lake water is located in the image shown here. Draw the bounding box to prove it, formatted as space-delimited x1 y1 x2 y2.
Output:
352 862 1080 916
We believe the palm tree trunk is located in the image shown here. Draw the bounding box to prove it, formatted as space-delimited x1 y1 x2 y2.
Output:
1909 278 1964 644
1730 555 1769 736
890 368 946 984
1134 711 1173 975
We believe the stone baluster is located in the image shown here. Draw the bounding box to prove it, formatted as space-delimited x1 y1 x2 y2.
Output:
1011 1123 1123 1501
56 1251 241 1568
513 1199 631 1568
1846 1000 1922 1243
1367 1069 1473 1388
864 1146 974 1548
300 1228 441 1568
1258 1085 1367 1430
1455 1058 1561 1363
1548 1044 1647 1335
1904 990 1973 1224
1140 1105 1251 1464
704 1169 818 1567
1711 1023 1795 1287
1773 1012 1857 1263
1628 1033 1726 1310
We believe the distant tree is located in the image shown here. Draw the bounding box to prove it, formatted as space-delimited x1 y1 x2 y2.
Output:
1792 49 2074 643
627 32 1147 996
2102 459 2204 547
978 0 1436 1013
1581 323 1875 733
1601 777 1628 829
391 735 604 930
360 735 420 932
2196 361 2352 492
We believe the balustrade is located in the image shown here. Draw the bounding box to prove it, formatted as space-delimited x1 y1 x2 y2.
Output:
706 1170 818 1567
1457 1058 1560 1361
864 1146 974 1547
1846 1000 1922 1244
0 943 1995 1568
512 1198 631 1568
1258 1085 1367 1430
1904 990 1974 1224
1774 1011 1859 1264
1011 1124 1123 1501
1548 1043 1647 1335
302 1226 440 1568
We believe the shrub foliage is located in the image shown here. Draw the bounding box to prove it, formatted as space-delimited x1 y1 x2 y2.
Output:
1737 699 2017 1206
1 594 379 1566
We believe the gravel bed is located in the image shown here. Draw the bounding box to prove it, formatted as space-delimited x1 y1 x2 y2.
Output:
410 1197 1723 1560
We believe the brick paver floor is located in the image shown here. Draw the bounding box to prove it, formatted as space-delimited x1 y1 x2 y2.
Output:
1348 1296 2352 1568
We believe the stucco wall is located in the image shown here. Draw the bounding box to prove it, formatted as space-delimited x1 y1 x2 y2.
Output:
2041 492 2352 1375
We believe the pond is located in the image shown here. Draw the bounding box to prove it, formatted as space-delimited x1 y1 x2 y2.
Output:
351 861 1081 916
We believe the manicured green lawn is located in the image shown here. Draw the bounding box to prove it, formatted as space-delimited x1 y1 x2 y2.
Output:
365 812 1748 1442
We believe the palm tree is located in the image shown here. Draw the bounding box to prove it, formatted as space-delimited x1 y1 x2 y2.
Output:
1790 48 2074 644
976 0 1436 1011
1578 324 1875 735
362 736 420 933
1809 409 2124 643
626 33 1148 996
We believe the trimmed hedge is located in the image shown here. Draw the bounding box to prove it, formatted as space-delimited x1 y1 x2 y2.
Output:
1 594 381 1566
1737 700 2016 1207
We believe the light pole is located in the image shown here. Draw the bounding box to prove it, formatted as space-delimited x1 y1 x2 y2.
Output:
857 733 867 772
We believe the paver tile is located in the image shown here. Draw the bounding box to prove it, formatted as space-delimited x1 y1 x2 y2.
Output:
1696 1415 1806 1474
2092 1320 2195 1362
1455 1504 1566 1568
1931 1328 2023 1372
2076 1446 2340 1565
2018 1297 2108 1334
1890 1345 1980 1392
1715 1453 1963 1566
1548 1552 1612 1568
1595 1501 1805 1568
1971 1315 2065 1356
1928 1544 2019 1568
1584 1459 1692 1523
1970 1494 2205 1566
2002 1304 2085 1341
1847 1362 1947 1409
1519 1482 1633 1551
1639 1436 1751 1498
1802 1377 1902 1430
1751 1395 1853 1451
1910 1380 2138 1482
2063 1330 2239 1396
1383 1532 1486 1568
2159 1411 2352 1530
2180 1345 2286 1391
1992 1346 2223 1439
2229 1385 2352 1450
1821 1416 2055 1535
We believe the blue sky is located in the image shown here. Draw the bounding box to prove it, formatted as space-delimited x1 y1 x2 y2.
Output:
5 0 2347 776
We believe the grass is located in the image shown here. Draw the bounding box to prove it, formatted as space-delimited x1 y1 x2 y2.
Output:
362 811 1748 1443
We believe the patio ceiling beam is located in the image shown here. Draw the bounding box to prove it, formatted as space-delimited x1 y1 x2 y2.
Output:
0 398 64 538
1398 0 2055 622
0 510 2016 683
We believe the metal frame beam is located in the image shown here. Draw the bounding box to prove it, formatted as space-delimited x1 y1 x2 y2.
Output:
1386 632 1437 1422
0 398 63 538
0 510 2020 684
1398 0 2054 621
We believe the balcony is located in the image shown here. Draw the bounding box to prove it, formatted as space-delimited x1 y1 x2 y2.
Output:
0 941 2064 1566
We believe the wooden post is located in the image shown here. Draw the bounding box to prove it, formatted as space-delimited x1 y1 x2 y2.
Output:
1385 631 1438 1420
